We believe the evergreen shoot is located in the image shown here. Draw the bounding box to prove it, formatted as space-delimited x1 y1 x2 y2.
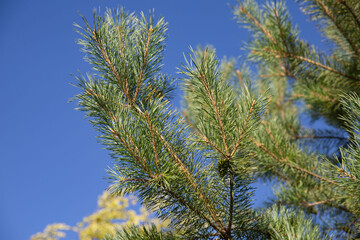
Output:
72 1 360 239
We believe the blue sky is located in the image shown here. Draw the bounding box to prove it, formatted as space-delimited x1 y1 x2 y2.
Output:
0 1 323 239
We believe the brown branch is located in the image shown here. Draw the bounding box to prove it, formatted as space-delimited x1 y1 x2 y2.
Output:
128 99 226 230
261 121 285 160
117 25 130 96
249 137 339 186
157 132 226 230
287 161 338 185
104 95 225 233
289 87 338 103
291 54 359 81
305 198 336 207
86 39 226 230
117 25 127 60
250 137 283 163
317 1 360 56
86 88 151 176
85 89 130 109
161 183 223 235
260 73 285 78
145 111 160 173
339 0 360 33
183 111 228 159
236 70 245 89
134 25 153 101
257 48 360 82
272 6 290 122
118 178 150 183
273 6 290 54
230 99 256 157
272 168 292 183
92 29 132 100
338 168 360 183
228 172 234 235
197 69 229 155
310 90 337 103
110 128 151 175
239 6 277 46
291 135 348 141
101 97 227 233
124 95 225 230
118 172 224 236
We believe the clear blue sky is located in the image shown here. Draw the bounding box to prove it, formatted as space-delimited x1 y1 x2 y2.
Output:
0 1 323 239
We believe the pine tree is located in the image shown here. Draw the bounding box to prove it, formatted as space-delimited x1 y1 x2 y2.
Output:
73 1 360 239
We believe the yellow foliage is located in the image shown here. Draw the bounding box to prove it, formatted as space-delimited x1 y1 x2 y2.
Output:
30 223 71 240
30 191 169 240
76 191 151 240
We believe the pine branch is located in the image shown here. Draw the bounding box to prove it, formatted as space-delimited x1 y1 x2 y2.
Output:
228 172 234 236
91 42 220 228
291 135 348 141
142 109 226 232
230 99 257 157
273 5 290 54
162 184 222 234
238 6 278 46
338 168 360 184
255 48 360 82
85 88 151 175
316 0 360 56
116 25 130 99
145 111 160 173
183 111 228 158
156 131 226 231
75 11 234 237
134 25 153 101
339 0 360 31
73 4 360 238
250 137 338 186
197 67 230 156
91 29 132 101
261 121 285 160
305 198 337 207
